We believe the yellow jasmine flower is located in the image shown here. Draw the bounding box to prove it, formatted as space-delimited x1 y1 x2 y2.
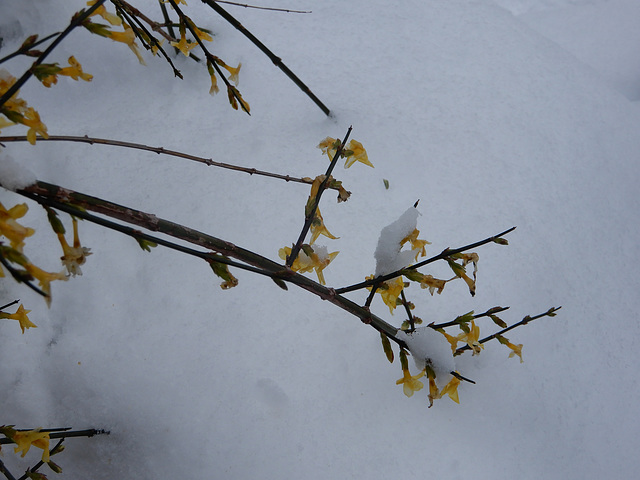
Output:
278 245 338 285
24 263 67 306
222 62 241 84
107 24 145 64
427 375 439 407
56 217 92 276
22 108 48 145
343 139 373 168
419 274 447 295
0 304 36 333
0 202 35 251
192 24 213 43
460 320 483 355
367 276 404 314
317 137 340 160
87 1 122 25
438 329 462 354
12 429 51 462
58 56 93 82
151 39 165 56
309 208 338 244
170 29 198 57
508 342 524 362
396 367 425 397
402 228 430 259
440 375 461 404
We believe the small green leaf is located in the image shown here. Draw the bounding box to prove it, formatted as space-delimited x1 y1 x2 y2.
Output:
383 179 390 189
45 207 65 234
271 277 288 290
47 461 63 474
380 331 394 363
135 238 157 252
399 348 409 371
489 314 508 328
402 269 424 283
492 237 509 245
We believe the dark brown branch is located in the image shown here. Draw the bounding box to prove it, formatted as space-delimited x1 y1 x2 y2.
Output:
429 306 510 329
214 1 311 13
200 0 331 116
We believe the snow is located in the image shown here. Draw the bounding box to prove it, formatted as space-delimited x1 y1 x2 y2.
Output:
1 0 640 478
0 148 37 191
373 206 420 276
396 327 455 384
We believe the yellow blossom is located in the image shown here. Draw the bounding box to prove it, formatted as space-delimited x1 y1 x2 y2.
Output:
170 30 198 57
419 274 447 295
87 1 122 25
396 367 425 397
0 202 35 251
439 329 462 354
460 320 483 355
402 228 430 259
0 304 36 333
427 375 439 407
107 24 145 64
309 208 338 244
58 56 93 82
56 217 92 276
12 429 51 462
278 245 338 285
24 263 67 306
367 275 404 314
192 24 213 43
317 137 340 160
222 63 241 84
22 108 48 145
440 375 461 404
343 139 373 168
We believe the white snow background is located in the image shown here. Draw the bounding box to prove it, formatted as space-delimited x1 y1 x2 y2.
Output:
1 0 639 478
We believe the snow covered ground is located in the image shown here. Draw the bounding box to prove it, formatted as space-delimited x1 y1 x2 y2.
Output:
1 0 639 478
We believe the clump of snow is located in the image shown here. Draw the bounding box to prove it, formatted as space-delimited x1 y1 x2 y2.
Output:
374 207 421 276
396 327 455 384
0 149 37 191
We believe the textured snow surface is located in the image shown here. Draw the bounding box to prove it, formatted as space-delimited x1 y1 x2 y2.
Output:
1 0 640 479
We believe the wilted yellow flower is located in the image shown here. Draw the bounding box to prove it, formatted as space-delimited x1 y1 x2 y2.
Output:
87 0 122 25
56 217 92 276
343 139 373 168
440 375 461 404
222 63 241 84
0 202 35 251
22 108 48 145
12 429 50 462
402 228 430 259
427 375 439 407
396 367 425 397
309 208 338 245
278 245 338 285
0 304 36 333
420 274 447 295
58 56 93 82
461 320 483 355
317 137 340 160
24 263 67 306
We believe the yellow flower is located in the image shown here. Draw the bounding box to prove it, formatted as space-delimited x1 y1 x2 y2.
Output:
317 137 340 160
427 375 439 407
22 108 48 145
507 341 524 363
58 56 93 82
107 24 145 64
87 1 122 25
309 208 338 244
402 228 430 259
57 217 92 276
461 320 483 355
222 63 241 84
170 30 198 57
192 24 213 43
0 202 35 251
396 367 425 397
440 375 461 404
0 304 36 333
439 329 462 354
419 274 447 295
367 275 404 314
24 263 67 306
12 429 50 462
278 245 338 285
343 139 373 168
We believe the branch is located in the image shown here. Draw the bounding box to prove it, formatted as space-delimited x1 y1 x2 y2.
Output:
213 1 312 13
429 306 510 329
287 126 351 266
335 226 516 294
0 0 108 108
11 180 402 342
199 0 331 116
0 135 338 189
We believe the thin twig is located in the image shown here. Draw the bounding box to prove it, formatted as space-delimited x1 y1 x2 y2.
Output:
399 289 415 331
286 126 351 266
199 0 331 116
167 0 250 114
334 226 516 294
455 306 562 355
0 299 20 311
0 135 342 190
214 1 311 13
0 32 61 65
429 306 510 329
0 0 107 108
